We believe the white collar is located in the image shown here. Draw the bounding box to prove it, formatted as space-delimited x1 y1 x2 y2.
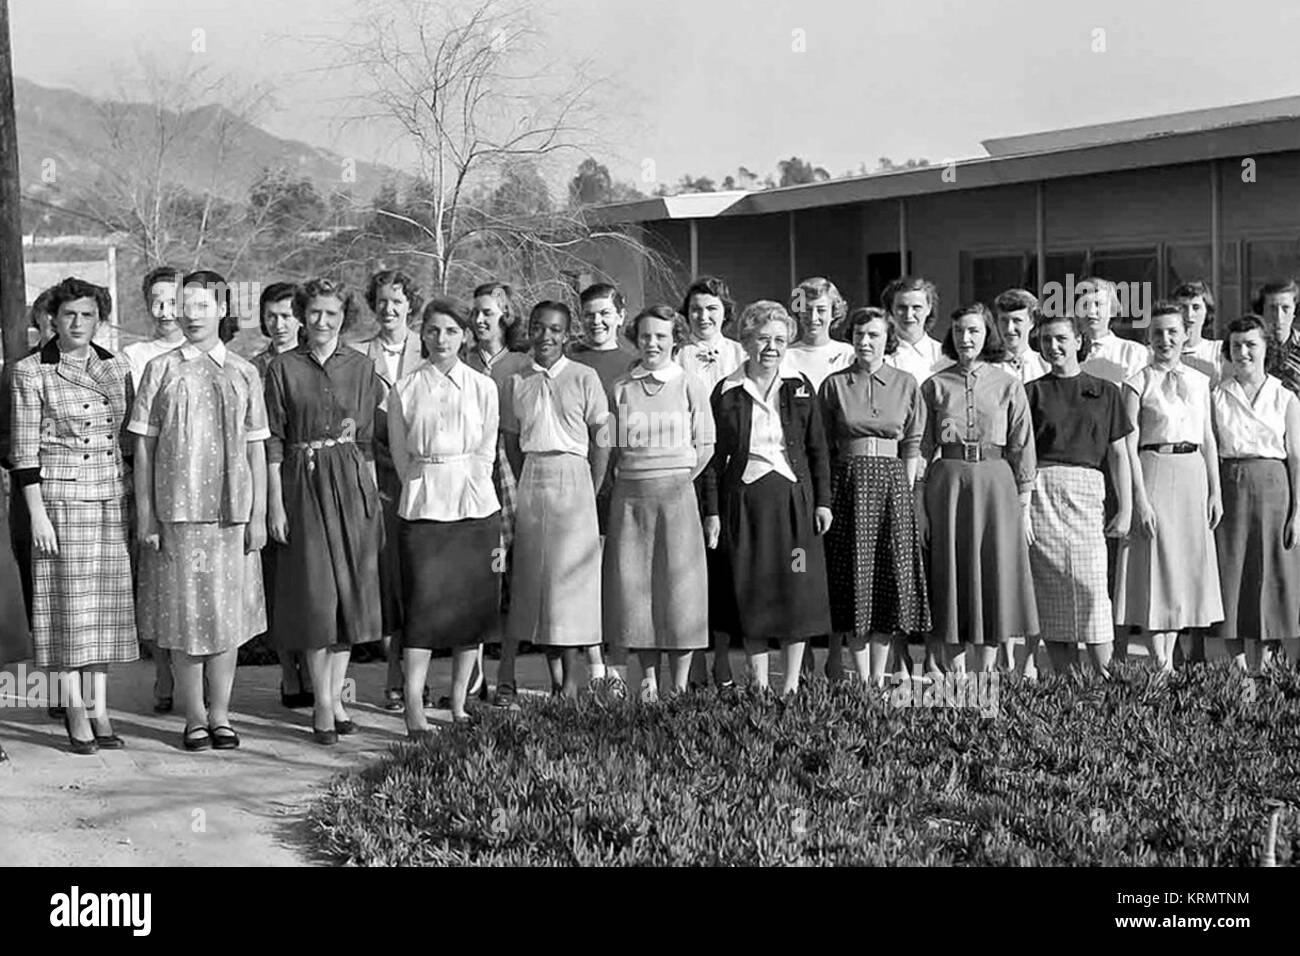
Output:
423 358 465 388
720 365 789 404
630 361 683 383
179 341 227 366
531 355 570 379
897 335 936 353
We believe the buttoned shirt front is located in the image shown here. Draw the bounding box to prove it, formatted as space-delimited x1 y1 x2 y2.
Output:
388 359 500 521
264 342 384 465
920 362 1037 493
818 362 924 458
720 368 798 484
1212 374 1292 460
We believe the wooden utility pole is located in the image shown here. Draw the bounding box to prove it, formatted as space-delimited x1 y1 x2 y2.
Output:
0 0 26 367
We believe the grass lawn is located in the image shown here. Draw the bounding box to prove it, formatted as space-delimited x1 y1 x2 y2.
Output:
309 661 1300 866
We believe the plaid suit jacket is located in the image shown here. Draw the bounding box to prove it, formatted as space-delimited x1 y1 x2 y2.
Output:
9 340 134 501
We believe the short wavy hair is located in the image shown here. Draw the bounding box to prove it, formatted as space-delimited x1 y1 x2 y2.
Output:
48 276 112 325
258 281 300 338
993 288 1039 317
419 297 476 359
623 304 691 354
366 269 423 318
680 275 736 336
845 306 898 355
736 300 797 345
941 303 1007 362
1219 314 1269 361
881 275 939 330
1032 312 1093 361
1171 279 1216 323
1251 278 1300 314
140 265 181 304
790 276 848 337
580 282 625 314
293 277 358 332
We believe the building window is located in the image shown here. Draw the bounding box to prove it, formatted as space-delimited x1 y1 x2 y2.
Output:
1166 242 1240 335
1246 239 1300 306
971 254 1030 308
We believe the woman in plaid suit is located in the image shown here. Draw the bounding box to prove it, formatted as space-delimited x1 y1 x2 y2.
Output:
9 277 137 754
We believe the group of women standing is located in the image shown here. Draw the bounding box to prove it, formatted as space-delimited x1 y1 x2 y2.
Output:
2 265 1298 761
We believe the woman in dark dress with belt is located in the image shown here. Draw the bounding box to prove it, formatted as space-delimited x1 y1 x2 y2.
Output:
264 278 385 745
819 307 929 685
702 300 833 694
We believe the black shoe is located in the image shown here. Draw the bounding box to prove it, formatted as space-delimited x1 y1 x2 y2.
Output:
335 719 357 736
48 705 66 720
209 725 240 750
0 741 8 763
182 726 212 751
493 683 517 708
91 719 125 750
62 713 98 755
153 697 173 714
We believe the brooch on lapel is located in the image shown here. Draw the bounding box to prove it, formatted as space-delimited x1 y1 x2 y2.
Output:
794 385 810 399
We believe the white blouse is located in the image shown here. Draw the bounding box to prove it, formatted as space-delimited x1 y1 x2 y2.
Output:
388 360 500 521
1183 338 1225 386
885 335 950 384
678 336 745 390
1124 364 1211 446
1213 375 1293 460
720 369 797 485
1082 332 1149 386
783 340 855 390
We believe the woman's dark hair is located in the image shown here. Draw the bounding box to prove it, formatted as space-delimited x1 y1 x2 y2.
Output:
366 269 423 318
419 297 476 359
1032 312 1093 362
528 300 573 335
1220 314 1270 361
1145 300 1184 343
140 265 181 303
623 305 690 355
941 303 1007 362
1250 278 1300 314
1171 279 1216 325
294 277 357 331
579 282 625 314
680 275 736 337
881 275 939 330
993 288 1039 317
48 276 112 326
29 285 57 331
258 281 300 338
181 269 230 318
844 306 898 355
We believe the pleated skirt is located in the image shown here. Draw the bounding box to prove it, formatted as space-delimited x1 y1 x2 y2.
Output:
825 456 929 636
1213 458 1300 641
602 474 708 650
925 459 1039 645
272 444 383 650
507 453 602 647
712 472 831 643
1029 466 1114 644
400 514 502 649
31 497 138 668
137 522 266 656
1113 451 1223 630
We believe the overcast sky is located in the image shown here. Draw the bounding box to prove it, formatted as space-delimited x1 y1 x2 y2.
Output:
11 0 1300 188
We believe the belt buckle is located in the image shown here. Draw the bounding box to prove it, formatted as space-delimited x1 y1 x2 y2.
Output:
962 440 981 463
865 437 879 456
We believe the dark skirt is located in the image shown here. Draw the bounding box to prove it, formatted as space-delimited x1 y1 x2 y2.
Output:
826 456 930 637
0 484 31 665
7 484 32 626
925 458 1039 645
272 444 383 651
712 471 831 643
400 514 501 650
1213 458 1300 642
603 474 708 650
377 462 404 638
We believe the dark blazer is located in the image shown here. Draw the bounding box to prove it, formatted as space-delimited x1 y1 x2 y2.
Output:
702 370 832 517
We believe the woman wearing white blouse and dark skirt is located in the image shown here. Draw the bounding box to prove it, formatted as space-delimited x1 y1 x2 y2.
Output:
1113 303 1224 673
702 301 833 695
918 304 1039 675
1211 314 1300 671
388 300 501 732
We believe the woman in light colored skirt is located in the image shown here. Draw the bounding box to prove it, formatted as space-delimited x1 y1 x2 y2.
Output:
603 305 715 699
133 270 268 751
1024 313 1132 678
9 278 137 754
1211 315 1300 671
1113 303 1223 671
501 302 610 697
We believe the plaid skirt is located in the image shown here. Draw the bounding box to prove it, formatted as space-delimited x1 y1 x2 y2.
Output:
825 456 929 636
925 459 1039 645
602 474 708 650
1114 451 1224 630
32 497 138 668
1213 458 1300 641
493 432 518 621
507 453 601 647
1029 466 1113 644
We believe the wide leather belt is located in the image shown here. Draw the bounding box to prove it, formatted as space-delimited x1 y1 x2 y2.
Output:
840 436 899 458
939 442 1004 462
1139 442 1199 454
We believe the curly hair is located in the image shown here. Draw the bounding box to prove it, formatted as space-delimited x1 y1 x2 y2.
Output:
623 304 691 354
294 277 357 332
790 276 848 338
680 275 736 336
48 276 112 326
366 269 423 318
844 306 898 355
736 300 797 345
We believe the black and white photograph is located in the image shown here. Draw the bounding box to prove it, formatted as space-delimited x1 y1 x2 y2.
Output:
0 0 1295 914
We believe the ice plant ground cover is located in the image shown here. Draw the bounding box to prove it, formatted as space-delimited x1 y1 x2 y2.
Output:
310 663 1300 866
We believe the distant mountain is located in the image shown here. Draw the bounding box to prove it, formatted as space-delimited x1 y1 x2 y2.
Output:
13 76 406 206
